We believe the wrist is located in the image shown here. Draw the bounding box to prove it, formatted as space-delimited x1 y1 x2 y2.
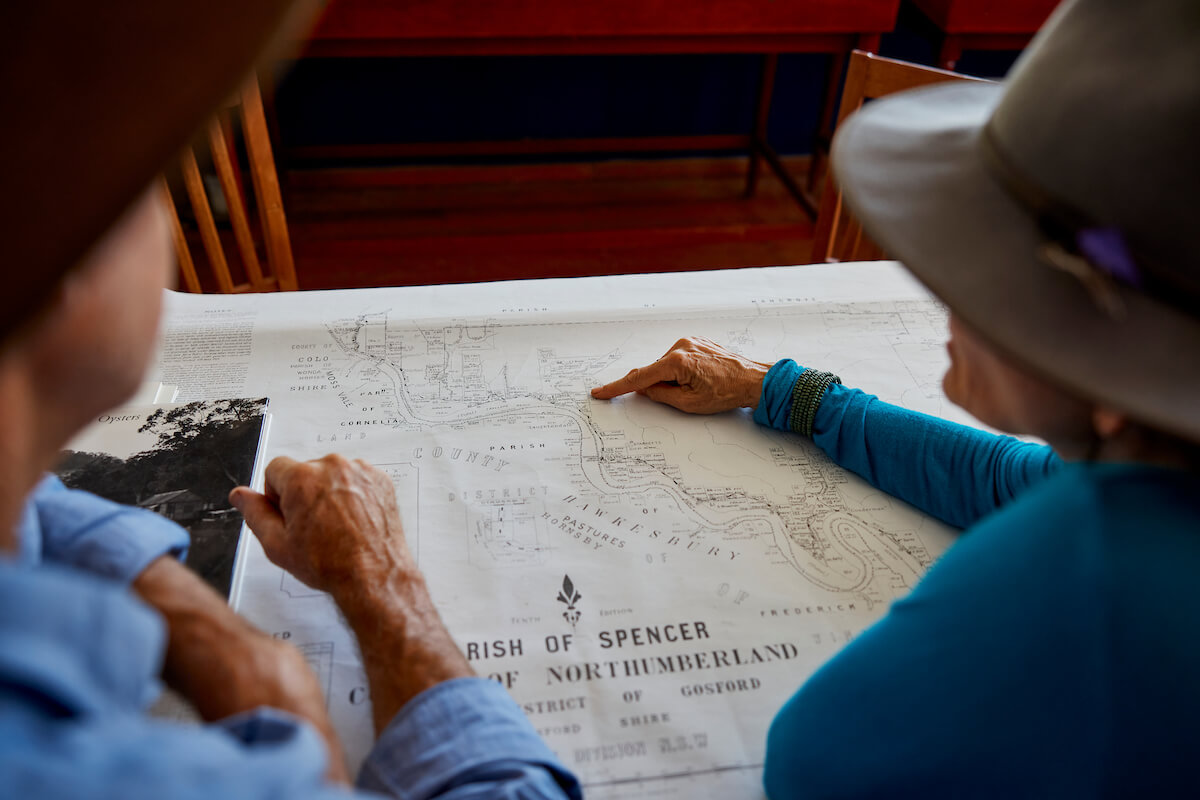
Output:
331 562 430 626
330 566 474 732
741 361 772 409
787 368 842 437
753 359 806 429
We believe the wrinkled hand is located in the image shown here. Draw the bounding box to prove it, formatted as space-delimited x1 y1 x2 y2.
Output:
591 337 772 414
232 454 473 734
230 454 412 594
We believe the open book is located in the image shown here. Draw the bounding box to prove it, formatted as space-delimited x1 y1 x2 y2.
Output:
55 398 270 600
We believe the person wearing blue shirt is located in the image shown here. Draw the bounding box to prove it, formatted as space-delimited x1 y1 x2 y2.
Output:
592 0 1200 795
8 0 1200 797
0 1 578 798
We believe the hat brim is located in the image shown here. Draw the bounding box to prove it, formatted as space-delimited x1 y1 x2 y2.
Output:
1 0 313 340
832 82 1200 442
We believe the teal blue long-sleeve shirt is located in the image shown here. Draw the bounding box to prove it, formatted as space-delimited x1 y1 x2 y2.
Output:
757 361 1200 797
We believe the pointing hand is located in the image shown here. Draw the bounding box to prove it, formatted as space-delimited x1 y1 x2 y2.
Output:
591 337 771 415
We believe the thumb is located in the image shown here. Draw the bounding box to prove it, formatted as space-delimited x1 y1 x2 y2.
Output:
641 383 692 412
230 487 287 557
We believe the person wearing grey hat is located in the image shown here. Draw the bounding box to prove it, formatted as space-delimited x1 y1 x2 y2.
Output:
0 2 581 798
594 0 1200 795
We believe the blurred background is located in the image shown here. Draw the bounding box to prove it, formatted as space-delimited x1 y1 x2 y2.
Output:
169 0 1061 292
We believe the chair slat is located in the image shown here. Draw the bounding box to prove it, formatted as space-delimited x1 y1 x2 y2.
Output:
240 79 298 292
180 147 235 293
810 51 993 263
162 75 298 294
160 177 202 293
206 116 268 289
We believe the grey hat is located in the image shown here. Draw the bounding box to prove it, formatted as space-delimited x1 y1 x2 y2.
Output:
831 0 1200 441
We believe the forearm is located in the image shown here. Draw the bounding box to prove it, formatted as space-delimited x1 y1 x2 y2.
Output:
230 453 574 794
332 566 473 734
815 384 1059 527
755 361 1062 528
133 556 349 782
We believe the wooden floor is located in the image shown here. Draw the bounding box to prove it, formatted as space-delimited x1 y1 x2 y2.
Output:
283 155 817 290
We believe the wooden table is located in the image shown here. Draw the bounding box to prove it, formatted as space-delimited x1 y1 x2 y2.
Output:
290 0 903 216
910 0 1062 70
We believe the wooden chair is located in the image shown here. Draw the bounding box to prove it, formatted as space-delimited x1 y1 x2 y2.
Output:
160 76 298 293
809 51 992 263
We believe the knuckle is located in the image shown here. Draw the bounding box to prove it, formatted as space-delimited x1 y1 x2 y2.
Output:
286 464 325 501
365 462 391 485
319 453 351 470
322 453 359 482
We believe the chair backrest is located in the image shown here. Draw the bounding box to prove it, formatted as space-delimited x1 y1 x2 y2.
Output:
160 76 298 293
810 51 992 263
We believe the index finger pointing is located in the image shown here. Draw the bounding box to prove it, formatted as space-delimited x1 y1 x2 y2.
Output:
591 359 681 400
262 455 302 499
229 487 287 554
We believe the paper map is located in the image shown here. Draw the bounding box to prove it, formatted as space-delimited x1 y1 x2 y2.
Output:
150 262 971 798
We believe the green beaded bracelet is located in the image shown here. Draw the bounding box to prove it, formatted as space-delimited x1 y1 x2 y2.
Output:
787 369 842 437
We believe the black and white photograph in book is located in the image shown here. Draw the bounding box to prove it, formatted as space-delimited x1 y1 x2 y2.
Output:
55 398 270 598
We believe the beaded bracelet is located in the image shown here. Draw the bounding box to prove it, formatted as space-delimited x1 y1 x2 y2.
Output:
786 369 842 437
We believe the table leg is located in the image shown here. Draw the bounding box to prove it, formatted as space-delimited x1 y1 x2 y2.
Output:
745 53 816 218
938 36 964 71
745 53 778 198
808 34 879 197
805 49 848 197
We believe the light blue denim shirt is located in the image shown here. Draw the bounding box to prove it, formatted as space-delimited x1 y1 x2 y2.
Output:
1 477 580 799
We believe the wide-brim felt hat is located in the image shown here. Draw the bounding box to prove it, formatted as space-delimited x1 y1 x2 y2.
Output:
831 0 1200 441
0 1 315 340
